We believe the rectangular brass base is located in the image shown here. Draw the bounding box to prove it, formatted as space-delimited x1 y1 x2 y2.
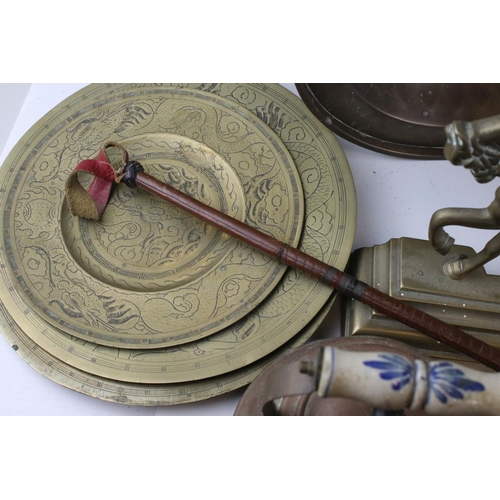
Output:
343 238 500 368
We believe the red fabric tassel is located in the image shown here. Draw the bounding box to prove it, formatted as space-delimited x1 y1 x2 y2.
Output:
64 143 129 221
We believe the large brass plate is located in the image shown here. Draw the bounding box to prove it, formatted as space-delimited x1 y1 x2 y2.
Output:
0 84 356 391
1 87 303 348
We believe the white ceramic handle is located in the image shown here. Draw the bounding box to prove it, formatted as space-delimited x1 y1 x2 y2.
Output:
316 347 500 415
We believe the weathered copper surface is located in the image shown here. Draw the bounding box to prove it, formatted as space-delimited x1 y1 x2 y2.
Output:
296 84 500 159
234 336 429 416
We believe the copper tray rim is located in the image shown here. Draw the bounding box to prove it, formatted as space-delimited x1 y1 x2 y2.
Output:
295 83 446 160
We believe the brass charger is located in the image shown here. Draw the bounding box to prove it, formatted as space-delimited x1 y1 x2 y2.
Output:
1 88 304 349
0 84 356 400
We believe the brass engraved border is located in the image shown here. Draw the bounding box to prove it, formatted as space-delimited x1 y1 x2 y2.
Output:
0 84 356 388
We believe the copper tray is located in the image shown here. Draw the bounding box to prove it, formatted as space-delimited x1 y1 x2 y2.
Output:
296 83 500 159
234 336 429 415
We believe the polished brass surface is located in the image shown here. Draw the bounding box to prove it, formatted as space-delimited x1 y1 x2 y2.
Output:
343 238 500 368
1 89 304 348
0 288 336 405
0 84 356 394
430 198 500 280
429 114 500 279
343 114 500 365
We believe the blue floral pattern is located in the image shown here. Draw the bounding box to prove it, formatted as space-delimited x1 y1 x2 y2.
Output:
364 355 486 406
427 362 485 404
363 354 413 390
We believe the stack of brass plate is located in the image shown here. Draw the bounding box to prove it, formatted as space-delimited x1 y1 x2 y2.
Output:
0 84 356 405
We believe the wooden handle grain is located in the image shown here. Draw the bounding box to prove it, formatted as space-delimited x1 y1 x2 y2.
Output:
130 168 500 371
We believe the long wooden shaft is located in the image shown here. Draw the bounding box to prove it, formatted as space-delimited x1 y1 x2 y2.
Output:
128 166 500 371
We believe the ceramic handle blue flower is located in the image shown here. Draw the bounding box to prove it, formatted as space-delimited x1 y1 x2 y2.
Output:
310 346 500 415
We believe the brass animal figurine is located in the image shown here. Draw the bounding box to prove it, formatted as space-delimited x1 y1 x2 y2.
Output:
429 114 500 279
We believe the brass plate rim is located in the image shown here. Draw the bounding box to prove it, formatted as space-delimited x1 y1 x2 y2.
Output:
0 291 336 406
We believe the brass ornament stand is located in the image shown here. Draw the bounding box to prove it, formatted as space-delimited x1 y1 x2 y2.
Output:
344 114 500 366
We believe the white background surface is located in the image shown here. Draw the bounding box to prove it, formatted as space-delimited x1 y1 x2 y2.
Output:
1 83 499 416
1 4 496 497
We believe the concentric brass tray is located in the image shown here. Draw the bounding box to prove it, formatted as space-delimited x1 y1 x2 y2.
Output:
1 88 303 348
0 83 356 403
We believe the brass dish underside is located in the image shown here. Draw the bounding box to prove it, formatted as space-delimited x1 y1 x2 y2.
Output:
0 84 356 401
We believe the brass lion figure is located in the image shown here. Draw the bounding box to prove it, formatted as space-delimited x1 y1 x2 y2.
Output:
429 114 500 279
